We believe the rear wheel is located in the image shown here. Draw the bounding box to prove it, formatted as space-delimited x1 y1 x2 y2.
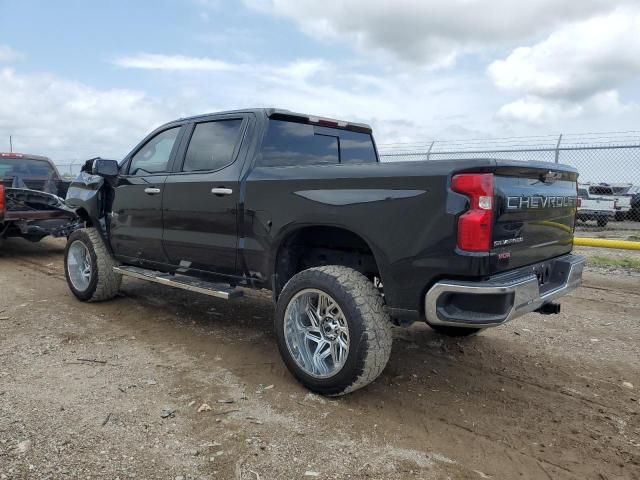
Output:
64 228 121 302
429 324 484 337
275 266 392 396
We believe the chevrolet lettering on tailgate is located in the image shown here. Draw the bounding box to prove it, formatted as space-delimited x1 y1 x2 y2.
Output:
506 195 577 210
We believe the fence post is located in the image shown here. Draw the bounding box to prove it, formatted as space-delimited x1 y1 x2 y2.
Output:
554 134 563 164
426 140 435 161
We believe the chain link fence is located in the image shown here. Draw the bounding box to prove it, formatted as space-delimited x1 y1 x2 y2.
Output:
378 132 640 232
53 160 85 179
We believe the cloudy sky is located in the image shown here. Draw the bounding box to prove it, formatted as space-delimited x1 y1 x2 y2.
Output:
0 0 639 163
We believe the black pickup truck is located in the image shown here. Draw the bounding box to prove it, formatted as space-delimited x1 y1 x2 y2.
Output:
0 153 77 248
64 108 585 395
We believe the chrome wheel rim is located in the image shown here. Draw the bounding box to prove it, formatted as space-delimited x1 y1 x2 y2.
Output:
283 289 350 379
67 240 92 291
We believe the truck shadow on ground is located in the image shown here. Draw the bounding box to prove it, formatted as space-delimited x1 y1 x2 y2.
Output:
0 237 66 257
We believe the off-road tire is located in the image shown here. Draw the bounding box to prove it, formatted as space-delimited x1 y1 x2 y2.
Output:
429 325 485 337
64 227 121 302
275 266 393 396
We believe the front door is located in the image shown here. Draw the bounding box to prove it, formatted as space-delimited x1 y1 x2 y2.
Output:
110 125 183 265
162 116 248 276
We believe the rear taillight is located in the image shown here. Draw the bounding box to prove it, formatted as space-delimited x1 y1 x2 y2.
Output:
0 184 5 216
451 173 494 252
577 198 582 207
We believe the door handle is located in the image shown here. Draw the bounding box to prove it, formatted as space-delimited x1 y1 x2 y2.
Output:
144 187 161 195
211 187 233 196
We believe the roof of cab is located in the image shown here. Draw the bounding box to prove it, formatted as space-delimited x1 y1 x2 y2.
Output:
169 108 372 132
0 152 53 162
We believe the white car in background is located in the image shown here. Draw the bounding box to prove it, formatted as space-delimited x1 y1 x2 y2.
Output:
586 184 633 221
577 187 617 227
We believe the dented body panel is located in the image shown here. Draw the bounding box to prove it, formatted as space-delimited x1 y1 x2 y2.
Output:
1 186 78 242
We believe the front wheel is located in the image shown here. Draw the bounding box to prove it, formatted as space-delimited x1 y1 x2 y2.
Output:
64 228 121 302
275 266 392 396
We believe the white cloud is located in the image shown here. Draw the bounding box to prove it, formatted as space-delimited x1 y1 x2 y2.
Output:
496 90 635 125
0 51 501 161
113 54 237 71
0 45 22 63
0 67 175 161
488 8 640 100
244 0 635 67
489 7 640 124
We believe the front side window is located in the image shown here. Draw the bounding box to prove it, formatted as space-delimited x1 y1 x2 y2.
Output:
129 127 180 175
183 119 244 172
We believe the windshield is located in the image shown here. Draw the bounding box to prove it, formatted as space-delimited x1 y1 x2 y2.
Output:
0 158 58 180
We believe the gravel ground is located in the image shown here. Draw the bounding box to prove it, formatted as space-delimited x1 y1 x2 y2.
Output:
0 238 639 480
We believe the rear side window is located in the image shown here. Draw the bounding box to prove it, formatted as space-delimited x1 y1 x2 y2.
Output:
578 188 589 198
589 186 613 196
259 120 376 167
183 119 244 172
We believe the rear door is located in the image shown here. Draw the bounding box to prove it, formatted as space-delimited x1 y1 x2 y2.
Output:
162 114 251 276
491 164 578 273
110 125 183 265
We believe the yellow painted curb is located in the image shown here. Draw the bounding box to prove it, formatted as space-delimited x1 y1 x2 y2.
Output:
574 237 640 251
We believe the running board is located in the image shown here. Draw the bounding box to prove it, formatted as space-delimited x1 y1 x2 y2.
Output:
113 266 243 300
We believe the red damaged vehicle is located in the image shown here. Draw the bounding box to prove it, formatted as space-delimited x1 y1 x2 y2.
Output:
0 152 77 248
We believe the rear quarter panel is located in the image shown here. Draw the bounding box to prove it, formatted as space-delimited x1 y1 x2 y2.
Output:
242 160 498 312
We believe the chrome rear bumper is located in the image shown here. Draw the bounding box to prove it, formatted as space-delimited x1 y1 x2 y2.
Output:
425 254 585 328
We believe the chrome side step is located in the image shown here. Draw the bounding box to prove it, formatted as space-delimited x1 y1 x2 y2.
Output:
113 265 243 300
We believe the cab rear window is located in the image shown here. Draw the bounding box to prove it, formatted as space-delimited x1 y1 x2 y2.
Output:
0 158 57 179
259 120 377 167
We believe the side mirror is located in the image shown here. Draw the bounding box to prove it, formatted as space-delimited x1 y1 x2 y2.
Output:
92 159 119 177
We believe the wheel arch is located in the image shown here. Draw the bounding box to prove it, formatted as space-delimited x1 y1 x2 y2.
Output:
73 207 112 252
270 224 388 300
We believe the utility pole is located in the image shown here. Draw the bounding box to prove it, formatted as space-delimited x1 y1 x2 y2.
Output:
9 135 12 153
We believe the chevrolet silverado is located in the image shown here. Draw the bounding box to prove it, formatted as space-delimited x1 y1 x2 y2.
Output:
63 108 585 395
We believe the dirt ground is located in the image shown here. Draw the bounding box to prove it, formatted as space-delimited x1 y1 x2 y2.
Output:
1 238 638 480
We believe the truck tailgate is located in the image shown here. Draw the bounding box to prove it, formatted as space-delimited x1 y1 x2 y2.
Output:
491 163 578 274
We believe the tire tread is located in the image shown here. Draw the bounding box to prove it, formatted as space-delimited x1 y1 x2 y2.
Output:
278 265 392 396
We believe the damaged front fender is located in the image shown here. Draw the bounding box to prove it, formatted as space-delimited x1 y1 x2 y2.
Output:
64 159 117 247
